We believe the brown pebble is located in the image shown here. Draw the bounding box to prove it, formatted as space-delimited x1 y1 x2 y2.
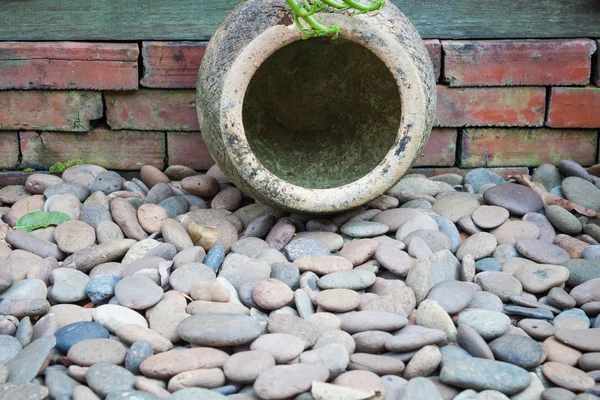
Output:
137 204 169 234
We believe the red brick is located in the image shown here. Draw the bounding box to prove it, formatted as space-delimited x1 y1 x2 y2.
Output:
167 132 214 170
595 40 599 86
547 87 600 128
443 39 596 87
460 128 598 167
0 42 139 90
412 167 529 180
0 172 37 186
0 91 102 131
0 132 19 169
424 40 442 82
105 90 199 131
141 42 206 89
435 86 546 127
20 129 165 170
414 128 456 167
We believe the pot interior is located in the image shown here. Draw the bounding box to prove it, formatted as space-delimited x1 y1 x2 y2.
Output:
242 37 402 189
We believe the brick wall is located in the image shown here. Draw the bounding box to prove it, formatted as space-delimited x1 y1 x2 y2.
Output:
0 39 599 178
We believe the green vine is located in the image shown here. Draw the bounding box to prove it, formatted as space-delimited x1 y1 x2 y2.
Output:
285 0 386 39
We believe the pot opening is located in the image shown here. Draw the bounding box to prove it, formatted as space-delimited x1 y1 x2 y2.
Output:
242 37 401 189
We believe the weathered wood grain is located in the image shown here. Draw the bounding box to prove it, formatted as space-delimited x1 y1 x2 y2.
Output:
1 0 598 40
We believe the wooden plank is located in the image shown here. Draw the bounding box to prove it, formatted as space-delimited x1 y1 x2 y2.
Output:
0 0 598 41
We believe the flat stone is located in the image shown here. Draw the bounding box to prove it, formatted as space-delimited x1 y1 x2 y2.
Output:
553 308 590 330
293 232 344 252
86 274 121 304
562 177 600 212
489 334 544 369
375 245 413 277
546 205 583 235
0 383 49 400
385 325 446 353
416 299 458 342
352 330 392 354
340 221 389 238
555 328 600 352
169 263 216 294
294 256 353 275
223 350 275 384
561 259 600 286
457 324 494 360
284 238 330 261
49 268 90 303
472 205 510 229
115 276 163 310
483 184 544 216
440 356 531 395
178 314 262 346
514 263 570 293
570 278 600 306
92 304 148 333
318 269 376 290
427 281 476 314
54 321 110 353
7 336 56 383
476 258 502 272
300 343 350 378
0 335 22 364
86 363 135 397
522 212 557 243
457 309 511 340
0 279 46 302
433 216 461 253
316 289 360 313
429 249 461 288
516 238 571 265
348 353 405 375
250 333 306 363
464 169 505 193
341 311 408 334
124 340 153 374
542 361 595 392
253 364 329 400
267 313 318 347
518 319 555 340
456 232 497 261
432 195 480 223
503 305 554 319
491 221 540 245
139 347 228 380
252 278 294 311
395 214 438 241
115 325 173 354
475 271 522 301
68 338 128 366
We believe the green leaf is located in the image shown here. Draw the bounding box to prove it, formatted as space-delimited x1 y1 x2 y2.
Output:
14 211 72 232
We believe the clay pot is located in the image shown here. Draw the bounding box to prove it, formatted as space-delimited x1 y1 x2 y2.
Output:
197 0 436 213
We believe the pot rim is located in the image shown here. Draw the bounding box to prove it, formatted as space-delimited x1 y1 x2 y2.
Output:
219 15 428 213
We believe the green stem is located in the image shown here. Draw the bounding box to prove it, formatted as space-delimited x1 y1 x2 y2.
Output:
321 0 350 10
341 0 385 12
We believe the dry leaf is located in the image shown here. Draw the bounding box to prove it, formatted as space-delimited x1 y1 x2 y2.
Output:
186 222 219 251
510 175 598 217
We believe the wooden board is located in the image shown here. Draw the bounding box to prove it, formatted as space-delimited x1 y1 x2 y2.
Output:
2 0 599 40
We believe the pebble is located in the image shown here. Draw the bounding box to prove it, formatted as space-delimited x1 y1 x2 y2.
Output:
464 169 505 193
472 205 510 229
85 363 136 397
440 355 531 395
124 341 153 374
54 321 110 353
457 324 494 360
178 313 263 346
114 276 163 310
546 205 583 235
489 334 545 369
562 259 600 286
542 362 595 392
284 238 330 261
562 177 600 212
483 183 544 216
68 338 128 366
475 271 523 301
340 220 389 238
432 195 480 223
86 274 121 304
0 335 22 364
92 304 148 333
139 347 228 380
7 335 56 383
427 281 476 314
458 309 511 340
416 299 458 342
316 289 360 312
50 268 90 303
318 269 376 290
456 232 497 261
375 245 413 277
253 364 329 400
514 263 570 293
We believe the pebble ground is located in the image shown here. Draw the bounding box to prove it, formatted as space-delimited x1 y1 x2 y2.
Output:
1 160 600 399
